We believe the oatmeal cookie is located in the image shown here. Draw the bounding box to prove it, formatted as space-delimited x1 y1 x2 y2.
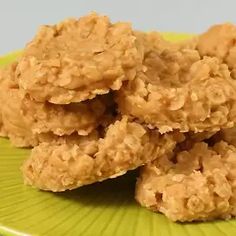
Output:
116 49 236 133
16 13 144 104
22 117 179 191
136 141 236 222
21 93 112 136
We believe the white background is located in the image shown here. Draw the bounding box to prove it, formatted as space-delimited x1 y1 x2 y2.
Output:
1 0 236 54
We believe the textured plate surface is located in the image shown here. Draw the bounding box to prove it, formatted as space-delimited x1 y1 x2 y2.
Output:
0 33 236 236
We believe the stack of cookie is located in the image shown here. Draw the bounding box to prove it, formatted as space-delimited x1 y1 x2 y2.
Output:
0 14 179 191
1 13 236 222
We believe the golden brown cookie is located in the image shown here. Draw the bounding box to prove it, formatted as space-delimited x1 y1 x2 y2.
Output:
21 93 112 136
22 116 179 192
16 13 144 104
136 141 236 222
116 49 236 133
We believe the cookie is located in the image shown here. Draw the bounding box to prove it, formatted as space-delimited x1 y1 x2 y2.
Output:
136 141 236 222
16 13 144 104
0 63 114 147
22 116 180 191
116 49 236 133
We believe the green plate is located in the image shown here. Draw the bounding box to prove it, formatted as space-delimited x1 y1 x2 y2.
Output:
1 33 236 236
